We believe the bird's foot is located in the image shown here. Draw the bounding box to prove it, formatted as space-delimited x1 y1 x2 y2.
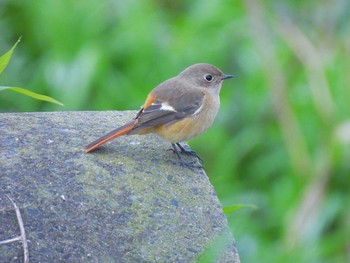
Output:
168 143 204 169
175 143 203 163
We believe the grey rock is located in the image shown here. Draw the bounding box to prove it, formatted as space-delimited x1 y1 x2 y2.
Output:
0 111 240 263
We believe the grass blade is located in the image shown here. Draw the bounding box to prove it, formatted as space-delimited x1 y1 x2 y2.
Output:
0 86 64 106
223 204 257 215
0 37 21 74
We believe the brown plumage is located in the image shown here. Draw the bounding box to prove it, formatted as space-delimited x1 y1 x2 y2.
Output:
85 63 233 167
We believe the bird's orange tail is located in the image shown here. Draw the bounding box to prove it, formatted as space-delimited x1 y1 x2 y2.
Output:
85 120 136 153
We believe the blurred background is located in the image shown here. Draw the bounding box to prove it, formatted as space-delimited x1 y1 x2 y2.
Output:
1 0 350 262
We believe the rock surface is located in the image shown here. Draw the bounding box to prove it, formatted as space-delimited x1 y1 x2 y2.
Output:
0 111 240 262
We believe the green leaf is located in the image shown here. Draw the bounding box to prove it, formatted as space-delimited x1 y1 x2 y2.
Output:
0 86 64 106
0 37 21 74
223 204 257 214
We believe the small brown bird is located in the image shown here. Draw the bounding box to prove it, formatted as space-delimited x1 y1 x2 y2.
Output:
85 63 233 167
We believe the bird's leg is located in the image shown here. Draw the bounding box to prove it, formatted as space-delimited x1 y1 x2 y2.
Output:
170 143 203 169
175 143 203 164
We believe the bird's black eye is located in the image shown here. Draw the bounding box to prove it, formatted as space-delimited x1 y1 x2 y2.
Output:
204 74 214 82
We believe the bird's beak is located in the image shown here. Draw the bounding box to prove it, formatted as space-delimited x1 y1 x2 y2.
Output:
222 74 234 80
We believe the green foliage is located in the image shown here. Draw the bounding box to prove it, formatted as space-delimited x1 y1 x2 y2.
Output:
1 0 350 262
223 204 257 215
0 86 63 106
0 38 63 106
0 37 20 73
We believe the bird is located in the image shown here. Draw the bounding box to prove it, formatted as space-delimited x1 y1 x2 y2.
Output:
85 63 233 168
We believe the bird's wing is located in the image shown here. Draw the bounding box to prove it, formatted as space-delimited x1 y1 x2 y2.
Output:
131 86 205 133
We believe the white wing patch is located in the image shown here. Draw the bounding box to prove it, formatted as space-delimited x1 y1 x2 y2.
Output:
151 102 177 112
